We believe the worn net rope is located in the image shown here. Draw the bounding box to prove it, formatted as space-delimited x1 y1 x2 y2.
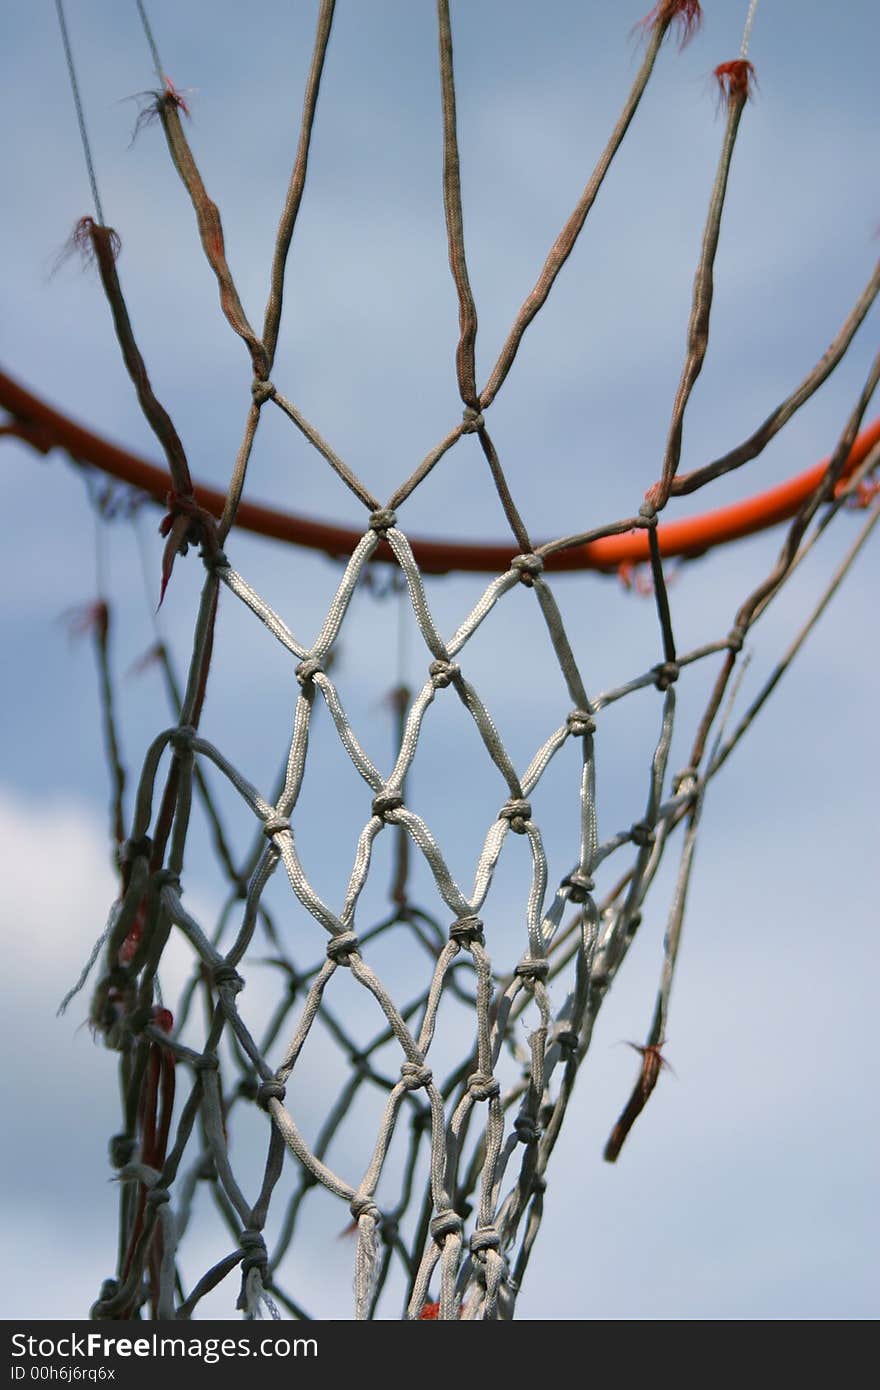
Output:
45 0 879 1321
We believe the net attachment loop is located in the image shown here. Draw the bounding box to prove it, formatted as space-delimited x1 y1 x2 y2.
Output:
450 914 484 945
169 724 196 753
430 1209 463 1243
400 1062 433 1091
470 1225 501 1254
466 1071 500 1102
256 1079 286 1110
499 798 532 834
372 790 404 821
672 766 700 795
121 834 152 864
251 379 277 407
295 657 323 687
239 1229 268 1275
514 956 549 982
510 552 544 586
566 709 596 737
152 867 181 894
202 547 229 574
630 820 656 848
653 660 680 690
429 658 460 689
350 1195 381 1223
211 962 244 994
262 814 291 839
513 1113 540 1144
109 1133 137 1169
326 931 359 965
369 508 397 533
554 1028 579 1057
562 870 594 902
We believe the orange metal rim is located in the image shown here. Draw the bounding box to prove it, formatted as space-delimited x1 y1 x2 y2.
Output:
3 367 878 576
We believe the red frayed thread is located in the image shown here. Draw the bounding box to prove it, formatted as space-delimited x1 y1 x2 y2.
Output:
638 0 703 49
617 561 655 597
845 477 880 509
617 559 680 597
60 599 110 643
152 1006 174 1035
127 642 165 679
714 59 757 103
157 489 218 606
130 75 192 142
161 75 190 116
57 217 121 273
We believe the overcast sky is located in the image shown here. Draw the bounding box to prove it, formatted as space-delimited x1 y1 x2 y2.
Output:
1 1 877 1321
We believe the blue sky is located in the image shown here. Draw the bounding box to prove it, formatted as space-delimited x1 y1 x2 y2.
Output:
1 1 877 1320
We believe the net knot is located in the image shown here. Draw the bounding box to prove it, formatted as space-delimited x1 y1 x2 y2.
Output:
237 1075 259 1102
211 963 244 994
566 708 596 737
256 1079 286 1110
515 956 549 982
194 1053 219 1072
673 766 699 795
350 1195 380 1224
160 491 220 562
170 724 196 752
251 379 276 407
122 834 152 864
239 1229 268 1275
91 1279 120 1318
470 1225 500 1254
380 1215 399 1245
126 1005 154 1037
429 658 459 689
369 508 397 533
727 625 746 653
555 1027 579 1056
467 1071 500 1102
562 870 594 902
262 814 291 839
510 552 543 586
152 867 181 894
202 547 229 574
638 499 658 527
109 1134 137 1169
326 931 359 965
461 405 484 433
630 820 655 849
295 657 323 687
499 798 532 834
653 660 680 691
146 1186 170 1210
514 1113 540 1144
450 914 484 946
430 1209 463 1243
400 1062 433 1091
372 790 404 821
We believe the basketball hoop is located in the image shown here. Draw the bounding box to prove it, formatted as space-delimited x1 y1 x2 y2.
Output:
5 0 877 1321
